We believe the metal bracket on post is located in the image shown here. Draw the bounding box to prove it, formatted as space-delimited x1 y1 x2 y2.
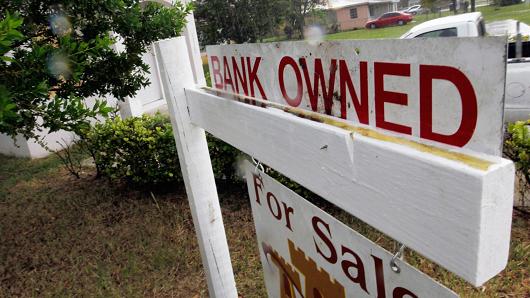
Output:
390 242 406 274
155 37 238 298
252 157 265 175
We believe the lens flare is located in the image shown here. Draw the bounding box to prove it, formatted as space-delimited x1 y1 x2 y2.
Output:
304 25 325 46
47 52 71 79
49 13 71 37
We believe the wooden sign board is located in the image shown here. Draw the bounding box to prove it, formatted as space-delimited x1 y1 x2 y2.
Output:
206 38 507 156
245 161 459 298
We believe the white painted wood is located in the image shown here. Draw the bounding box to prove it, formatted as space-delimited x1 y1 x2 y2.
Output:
0 130 75 159
180 0 206 86
155 38 237 297
244 161 459 298
185 88 514 286
206 38 507 155
142 0 205 85
137 47 164 105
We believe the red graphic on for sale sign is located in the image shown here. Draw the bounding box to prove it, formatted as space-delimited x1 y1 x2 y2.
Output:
244 161 458 298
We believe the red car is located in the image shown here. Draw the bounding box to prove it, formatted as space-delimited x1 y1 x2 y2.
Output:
365 12 413 29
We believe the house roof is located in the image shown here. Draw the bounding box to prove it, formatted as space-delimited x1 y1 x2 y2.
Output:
330 0 398 9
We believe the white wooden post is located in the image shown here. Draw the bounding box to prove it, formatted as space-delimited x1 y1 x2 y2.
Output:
179 0 206 85
154 37 238 297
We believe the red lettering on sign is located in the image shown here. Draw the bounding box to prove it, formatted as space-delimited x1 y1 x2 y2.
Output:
223 56 234 93
393 287 418 298
341 245 368 294
212 54 483 148
232 57 248 96
210 55 223 89
253 178 295 231
371 255 386 298
309 214 418 296
253 174 263 205
267 192 282 220
312 216 338 264
279 56 303 107
420 65 477 147
375 62 412 135
301 58 337 115
281 202 294 231
246 57 267 99
339 60 369 123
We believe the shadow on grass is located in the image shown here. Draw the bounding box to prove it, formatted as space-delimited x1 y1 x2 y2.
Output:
0 157 205 297
0 154 64 197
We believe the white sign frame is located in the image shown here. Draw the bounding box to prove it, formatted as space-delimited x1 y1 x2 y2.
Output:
184 86 513 287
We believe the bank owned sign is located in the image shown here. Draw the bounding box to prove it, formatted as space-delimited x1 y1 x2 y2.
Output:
207 38 506 155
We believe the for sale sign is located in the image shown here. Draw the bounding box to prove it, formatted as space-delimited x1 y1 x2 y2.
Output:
245 161 458 298
207 38 506 155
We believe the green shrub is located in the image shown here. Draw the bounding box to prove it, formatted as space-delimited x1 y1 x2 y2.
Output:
85 113 318 199
265 167 316 200
87 114 180 186
207 136 241 182
505 120 530 179
86 113 242 188
504 120 530 205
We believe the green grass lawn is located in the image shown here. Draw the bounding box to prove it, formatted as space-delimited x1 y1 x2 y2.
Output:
479 2 530 24
1 154 529 296
0 154 64 198
325 2 530 41
0 154 264 297
326 11 452 40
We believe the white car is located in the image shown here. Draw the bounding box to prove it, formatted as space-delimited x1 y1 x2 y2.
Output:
402 5 422 15
400 12 486 38
401 12 530 123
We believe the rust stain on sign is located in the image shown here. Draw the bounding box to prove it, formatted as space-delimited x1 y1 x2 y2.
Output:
202 87 493 171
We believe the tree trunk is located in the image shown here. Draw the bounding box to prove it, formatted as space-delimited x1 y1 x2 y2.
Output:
297 14 305 39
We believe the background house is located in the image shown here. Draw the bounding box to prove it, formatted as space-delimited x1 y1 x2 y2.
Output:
330 0 399 30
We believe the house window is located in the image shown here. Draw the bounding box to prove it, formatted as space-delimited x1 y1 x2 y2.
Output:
350 8 358 19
